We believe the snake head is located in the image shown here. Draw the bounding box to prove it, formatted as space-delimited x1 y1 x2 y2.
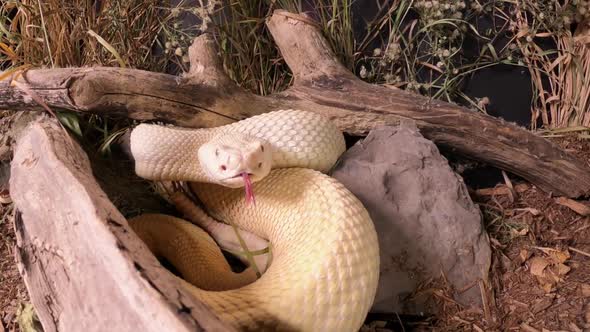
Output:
198 134 272 188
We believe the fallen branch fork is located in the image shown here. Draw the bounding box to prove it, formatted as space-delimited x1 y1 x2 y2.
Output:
2 10 589 198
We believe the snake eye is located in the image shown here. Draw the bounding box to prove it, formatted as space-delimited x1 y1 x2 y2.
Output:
258 162 262 168
220 165 227 171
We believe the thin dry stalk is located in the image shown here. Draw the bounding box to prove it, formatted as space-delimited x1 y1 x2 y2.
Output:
514 1 590 129
5 0 172 71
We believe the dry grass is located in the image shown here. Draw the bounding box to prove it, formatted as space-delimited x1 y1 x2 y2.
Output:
211 0 356 95
0 0 182 71
212 0 292 95
509 0 590 129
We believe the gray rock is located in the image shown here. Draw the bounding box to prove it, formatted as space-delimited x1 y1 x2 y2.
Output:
330 121 491 315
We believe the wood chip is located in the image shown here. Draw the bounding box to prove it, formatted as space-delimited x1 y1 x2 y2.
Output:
528 249 571 292
501 170 516 202
452 316 470 325
515 207 542 216
529 257 550 277
531 296 554 314
475 183 529 196
581 284 590 297
555 197 590 216
534 247 570 264
511 227 529 237
508 299 530 308
569 322 583 332
552 263 571 278
520 323 541 332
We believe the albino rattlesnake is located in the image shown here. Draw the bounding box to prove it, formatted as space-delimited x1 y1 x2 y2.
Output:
127 109 380 332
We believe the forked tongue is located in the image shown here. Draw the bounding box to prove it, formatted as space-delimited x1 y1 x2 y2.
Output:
242 172 256 205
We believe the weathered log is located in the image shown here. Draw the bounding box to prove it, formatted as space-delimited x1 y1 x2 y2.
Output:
9 116 234 332
1 10 589 198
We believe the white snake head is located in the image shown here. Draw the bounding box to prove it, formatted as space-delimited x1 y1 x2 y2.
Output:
198 133 272 188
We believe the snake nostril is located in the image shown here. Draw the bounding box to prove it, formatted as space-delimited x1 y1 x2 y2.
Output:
258 162 262 168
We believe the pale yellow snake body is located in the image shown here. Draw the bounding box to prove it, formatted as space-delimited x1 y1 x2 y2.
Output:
128 110 380 331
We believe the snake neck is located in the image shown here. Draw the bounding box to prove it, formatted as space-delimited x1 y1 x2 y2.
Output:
130 124 217 183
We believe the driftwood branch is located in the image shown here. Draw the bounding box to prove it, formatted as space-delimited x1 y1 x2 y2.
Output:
1 10 589 198
9 116 234 332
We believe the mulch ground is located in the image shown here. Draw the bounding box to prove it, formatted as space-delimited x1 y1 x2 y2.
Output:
0 204 29 332
0 132 589 332
428 134 590 331
430 183 590 331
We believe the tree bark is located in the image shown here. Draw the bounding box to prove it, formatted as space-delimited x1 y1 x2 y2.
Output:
9 116 234 332
1 10 589 198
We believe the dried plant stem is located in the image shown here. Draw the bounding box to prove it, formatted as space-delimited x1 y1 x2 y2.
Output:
37 0 54 68
515 3 590 129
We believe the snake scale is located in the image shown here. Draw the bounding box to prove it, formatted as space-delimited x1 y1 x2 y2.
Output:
127 109 380 332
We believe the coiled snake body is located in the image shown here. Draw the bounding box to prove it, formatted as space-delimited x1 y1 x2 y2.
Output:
128 110 380 331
